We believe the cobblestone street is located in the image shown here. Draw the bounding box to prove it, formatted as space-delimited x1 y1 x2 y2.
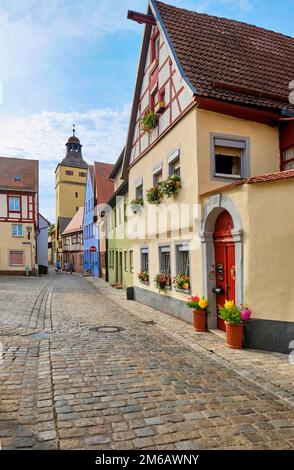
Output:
1 272 294 450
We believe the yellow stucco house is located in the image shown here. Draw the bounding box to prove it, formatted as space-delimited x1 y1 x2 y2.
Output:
122 1 294 353
55 129 88 266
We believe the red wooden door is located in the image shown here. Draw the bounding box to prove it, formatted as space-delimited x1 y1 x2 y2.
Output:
214 211 236 331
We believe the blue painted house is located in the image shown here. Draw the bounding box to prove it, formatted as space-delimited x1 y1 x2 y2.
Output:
83 165 99 277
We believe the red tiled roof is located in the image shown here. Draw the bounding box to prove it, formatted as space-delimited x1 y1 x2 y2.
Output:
155 1 294 112
62 207 84 235
201 170 294 197
94 162 115 205
247 169 294 183
0 157 38 192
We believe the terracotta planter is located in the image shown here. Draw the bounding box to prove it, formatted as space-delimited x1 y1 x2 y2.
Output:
225 322 244 349
192 310 207 332
182 283 189 290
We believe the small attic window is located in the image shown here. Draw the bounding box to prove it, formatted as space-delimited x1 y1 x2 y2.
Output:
15 176 21 182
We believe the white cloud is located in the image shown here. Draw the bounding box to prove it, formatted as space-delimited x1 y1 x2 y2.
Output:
0 105 130 222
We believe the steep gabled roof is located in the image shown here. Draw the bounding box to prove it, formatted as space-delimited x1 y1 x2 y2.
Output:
109 148 125 180
57 217 72 235
122 0 294 177
154 1 294 111
62 207 84 235
0 157 38 192
88 164 95 194
94 162 115 205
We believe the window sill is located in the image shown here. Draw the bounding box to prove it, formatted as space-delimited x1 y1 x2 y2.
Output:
139 280 149 286
214 173 242 180
175 288 191 294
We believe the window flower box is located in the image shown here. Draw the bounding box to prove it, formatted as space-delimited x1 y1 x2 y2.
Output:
158 174 181 198
154 272 171 293
146 185 162 205
138 271 149 284
155 100 165 115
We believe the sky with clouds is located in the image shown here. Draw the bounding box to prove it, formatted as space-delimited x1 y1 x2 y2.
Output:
0 0 292 222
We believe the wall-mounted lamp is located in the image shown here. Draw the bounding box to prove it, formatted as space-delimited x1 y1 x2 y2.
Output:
26 226 33 240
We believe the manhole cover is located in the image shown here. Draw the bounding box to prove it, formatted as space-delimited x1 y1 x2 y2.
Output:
89 326 125 333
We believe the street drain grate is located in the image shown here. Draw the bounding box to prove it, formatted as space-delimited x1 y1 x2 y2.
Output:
89 326 125 333
141 320 156 325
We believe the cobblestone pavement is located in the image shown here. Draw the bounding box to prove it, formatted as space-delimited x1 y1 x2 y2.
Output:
1 273 294 450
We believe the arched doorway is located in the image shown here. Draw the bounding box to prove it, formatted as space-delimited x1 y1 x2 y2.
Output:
214 210 235 331
201 195 243 330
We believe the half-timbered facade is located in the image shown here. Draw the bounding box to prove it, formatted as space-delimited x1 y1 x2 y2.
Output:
122 0 294 353
0 157 39 274
62 207 84 274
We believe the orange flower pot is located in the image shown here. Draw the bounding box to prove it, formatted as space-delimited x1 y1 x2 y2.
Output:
192 310 207 332
225 322 244 349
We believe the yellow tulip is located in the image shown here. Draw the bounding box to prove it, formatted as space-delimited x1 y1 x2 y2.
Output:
224 300 235 310
199 297 208 309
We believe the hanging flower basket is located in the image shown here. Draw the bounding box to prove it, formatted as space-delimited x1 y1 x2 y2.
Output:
130 197 144 214
186 296 209 332
146 185 162 205
141 110 158 134
158 175 181 198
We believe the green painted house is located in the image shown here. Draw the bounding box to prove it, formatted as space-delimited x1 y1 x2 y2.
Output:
107 150 133 289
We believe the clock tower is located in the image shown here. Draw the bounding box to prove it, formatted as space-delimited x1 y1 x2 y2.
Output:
55 126 88 263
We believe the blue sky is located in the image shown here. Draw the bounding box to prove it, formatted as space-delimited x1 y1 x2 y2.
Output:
0 0 293 222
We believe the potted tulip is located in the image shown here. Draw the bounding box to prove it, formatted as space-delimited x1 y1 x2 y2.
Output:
218 301 252 349
186 296 209 332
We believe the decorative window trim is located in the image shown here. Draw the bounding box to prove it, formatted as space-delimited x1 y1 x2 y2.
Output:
9 250 24 267
12 224 23 237
135 177 144 199
140 246 149 279
175 242 191 292
210 133 250 181
159 245 171 275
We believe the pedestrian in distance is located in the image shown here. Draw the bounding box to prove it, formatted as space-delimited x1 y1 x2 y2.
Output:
56 259 61 274
68 262 73 275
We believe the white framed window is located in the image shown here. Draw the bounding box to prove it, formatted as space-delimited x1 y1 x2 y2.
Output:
159 246 171 274
168 148 181 177
210 134 250 179
135 178 143 199
176 244 190 277
9 196 20 212
140 247 149 272
12 224 23 237
153 162 163 186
